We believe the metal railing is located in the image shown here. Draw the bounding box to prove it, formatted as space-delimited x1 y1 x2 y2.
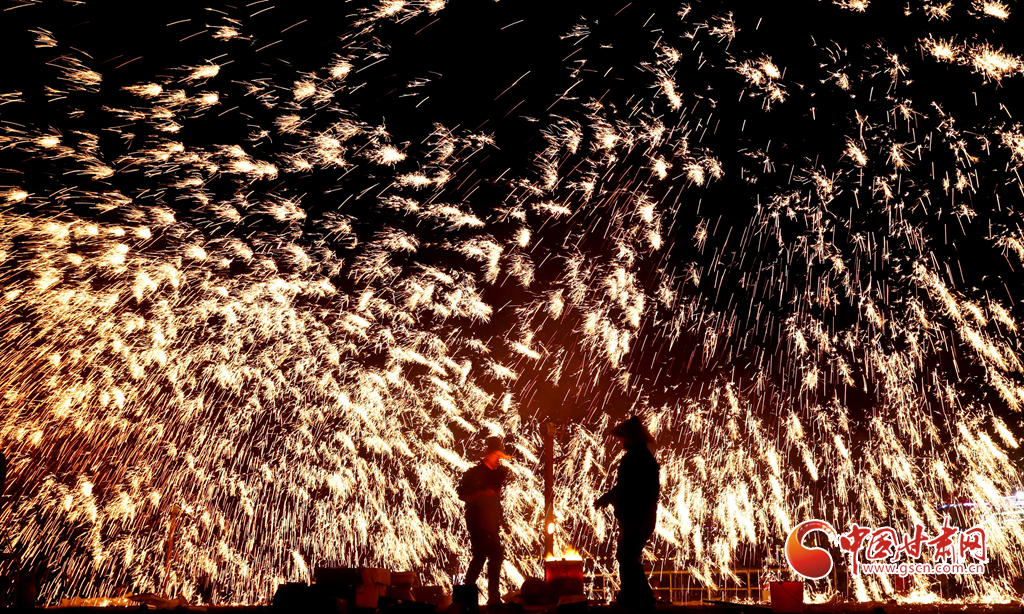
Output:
585 567 807 605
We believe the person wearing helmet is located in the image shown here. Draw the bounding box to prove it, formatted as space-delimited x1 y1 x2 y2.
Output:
458 436 511 606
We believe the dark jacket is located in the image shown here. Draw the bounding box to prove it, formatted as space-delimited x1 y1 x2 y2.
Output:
596 444 660 530
458 462 509 532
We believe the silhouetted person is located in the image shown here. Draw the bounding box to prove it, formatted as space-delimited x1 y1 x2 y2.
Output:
458 437 510 606
594 417 659 609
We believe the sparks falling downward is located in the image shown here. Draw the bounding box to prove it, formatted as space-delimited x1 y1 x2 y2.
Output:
0 0 1022 606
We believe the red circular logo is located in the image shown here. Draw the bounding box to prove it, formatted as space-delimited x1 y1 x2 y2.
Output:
785 520 838 580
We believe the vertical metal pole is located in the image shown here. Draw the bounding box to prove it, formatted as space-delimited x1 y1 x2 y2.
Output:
543 422 555 560
162 504 182 598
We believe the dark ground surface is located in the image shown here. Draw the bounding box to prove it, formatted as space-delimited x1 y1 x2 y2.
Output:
1 602 1021 612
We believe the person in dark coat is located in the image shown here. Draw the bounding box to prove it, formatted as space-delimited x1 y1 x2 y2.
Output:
458 436 511 605
594 416 660 609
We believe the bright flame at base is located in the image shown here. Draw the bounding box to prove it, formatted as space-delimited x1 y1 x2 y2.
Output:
546 548 583 562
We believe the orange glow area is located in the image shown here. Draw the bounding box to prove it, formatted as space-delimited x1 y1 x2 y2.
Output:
545 548 583 562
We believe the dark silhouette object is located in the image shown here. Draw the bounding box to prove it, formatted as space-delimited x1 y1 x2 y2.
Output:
457 436 511 606
556 597 589 614
15 556 45 608
519 577 547 606
594 417 659 610
378 598 435 614
271 581 344 613
15 567 37 608
452 583 480 614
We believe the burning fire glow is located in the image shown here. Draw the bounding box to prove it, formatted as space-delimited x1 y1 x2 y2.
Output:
546 548 583 562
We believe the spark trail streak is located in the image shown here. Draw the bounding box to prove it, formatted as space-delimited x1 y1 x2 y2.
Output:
0 0 1023 605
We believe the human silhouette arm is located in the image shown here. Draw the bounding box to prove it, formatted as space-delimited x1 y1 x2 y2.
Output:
594 486 617 509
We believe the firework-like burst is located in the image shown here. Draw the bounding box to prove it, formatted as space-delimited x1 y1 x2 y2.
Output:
0 0 1022 606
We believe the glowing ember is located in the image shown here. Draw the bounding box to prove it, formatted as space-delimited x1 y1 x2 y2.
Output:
545 548 583 562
